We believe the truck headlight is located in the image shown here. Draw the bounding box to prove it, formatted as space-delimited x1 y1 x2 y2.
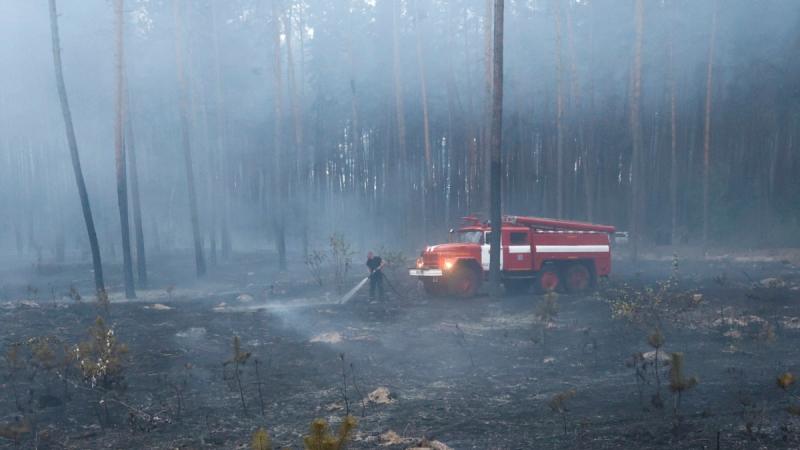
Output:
416 258 424 269
443 260 454 271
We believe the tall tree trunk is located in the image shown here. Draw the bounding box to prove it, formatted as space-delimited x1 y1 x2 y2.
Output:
125 88 147 288
391 1 406 164
702 2 718 254
210 2 232 260
415 3 432 240
554 0 565 218
272 0 287 271
115 0 136 299
668 10 679 245
483 0 493 218
48 0 106 295
174 0 206 277
489 0 504 294
286 6 307 257
630 0 644 260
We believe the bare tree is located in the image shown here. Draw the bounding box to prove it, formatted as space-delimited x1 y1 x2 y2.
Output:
554 0 565 218
115 0 136 299
174 0 206 277
48 0 106 295
489 0 504 294
630 0 644 260
125 90 147 288
271 0 287 271
668 1 679 245
702 1 718 254
414 1 432 240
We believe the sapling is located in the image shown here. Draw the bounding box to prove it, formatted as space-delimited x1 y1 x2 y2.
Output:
349 361 367 417
339 353 350 415
305 250 327 286
3 342 24 411
251 427 271 450
0 417 31 448
548 388 576 436
68 285 81 303
668 352 698 418
303 415 358 450
223 336 251 414
536 290 559 347
329 233 355 294
167 363 192 420
647 329 665 409
253 358 267 417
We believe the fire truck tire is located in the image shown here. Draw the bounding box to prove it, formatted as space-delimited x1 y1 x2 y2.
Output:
564 263 592 293
448 266 481 298
535 266 561 294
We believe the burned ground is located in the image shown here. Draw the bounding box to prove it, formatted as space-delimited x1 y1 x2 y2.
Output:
1 255 800 449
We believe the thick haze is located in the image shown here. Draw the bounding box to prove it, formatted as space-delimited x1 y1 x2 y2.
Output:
1 0 799 265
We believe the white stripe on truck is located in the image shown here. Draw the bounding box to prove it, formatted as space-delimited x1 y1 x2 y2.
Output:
535 245 609 253
508 245 531 254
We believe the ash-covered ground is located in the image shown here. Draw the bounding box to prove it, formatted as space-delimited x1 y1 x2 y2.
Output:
1 252 800 449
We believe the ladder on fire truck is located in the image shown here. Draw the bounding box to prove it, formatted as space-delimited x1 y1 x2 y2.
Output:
502 215 616 233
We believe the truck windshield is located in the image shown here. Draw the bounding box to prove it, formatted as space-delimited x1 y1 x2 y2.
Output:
456 231 483 243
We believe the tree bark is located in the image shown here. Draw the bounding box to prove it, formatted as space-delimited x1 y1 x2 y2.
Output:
210 2 232 260
174 0 206 277
115 0 136 299
125 88 147 288
272 0 287 271
554 0 565 218
630 0 644 261
668 8 679 246
391 0 407 163
489 0 504 294
702 1 718 254
415 2 432 239
48 0 106 295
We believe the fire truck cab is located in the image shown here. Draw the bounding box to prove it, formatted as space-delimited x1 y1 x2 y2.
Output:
408 215 616 297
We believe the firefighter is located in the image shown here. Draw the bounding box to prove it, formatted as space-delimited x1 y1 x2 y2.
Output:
366 251 385 300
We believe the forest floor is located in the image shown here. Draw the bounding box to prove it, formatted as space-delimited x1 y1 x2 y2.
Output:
2 250 800 449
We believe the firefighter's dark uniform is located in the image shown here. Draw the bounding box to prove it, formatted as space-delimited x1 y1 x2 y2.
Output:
366 255 385 300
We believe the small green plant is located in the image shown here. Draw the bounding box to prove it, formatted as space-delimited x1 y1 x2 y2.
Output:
26 285 39 301
73 316 128 391
536 290 559 323
0 417 31 447
647 330 666 409
68 285 82 303
96 289 110 317
548 388 576 436
603 254 700 331
305 250 327 286
668 352 698 418
303 415 358 450
776 372 800 418
329 233 355 294
3 342 25 411
251 426 272 450
535 291 559 347
223 336 251 414
378 247 408 275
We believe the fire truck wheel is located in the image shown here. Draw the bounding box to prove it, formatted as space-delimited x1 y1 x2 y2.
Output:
448 266 480 298
535 267 561 294
565 263 592 293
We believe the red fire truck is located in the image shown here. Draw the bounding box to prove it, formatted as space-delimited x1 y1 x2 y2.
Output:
409 215 616 297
